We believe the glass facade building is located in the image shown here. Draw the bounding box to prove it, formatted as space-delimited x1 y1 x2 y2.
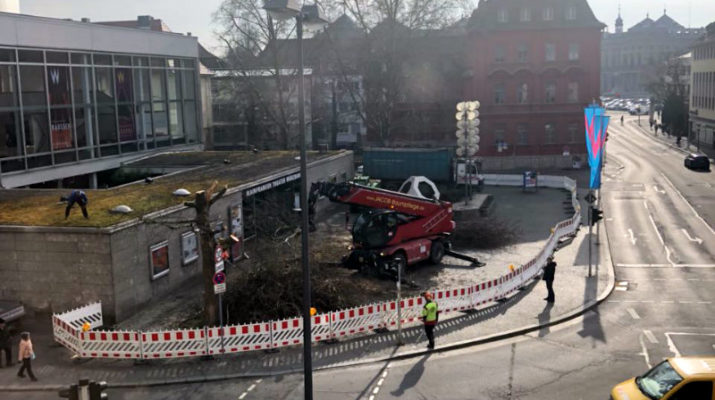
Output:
0 47 200 174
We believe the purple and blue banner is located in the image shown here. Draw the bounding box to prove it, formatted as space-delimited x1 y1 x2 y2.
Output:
584 105 610 189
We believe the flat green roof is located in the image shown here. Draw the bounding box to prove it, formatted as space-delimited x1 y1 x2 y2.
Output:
0 151 345 228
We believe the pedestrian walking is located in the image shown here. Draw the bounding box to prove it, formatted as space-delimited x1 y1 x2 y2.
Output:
620 115 624 126
17 332 37 381
649 119 654 130
0 318 12 368
61 190 89 219
543 256 556 303
655 124 660 134
421 292 438 349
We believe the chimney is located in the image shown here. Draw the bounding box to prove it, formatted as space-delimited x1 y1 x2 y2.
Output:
81 17 91 23
137 15 153 29
0 0 20 13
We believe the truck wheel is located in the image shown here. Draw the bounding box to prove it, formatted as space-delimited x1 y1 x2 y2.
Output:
429 241 445 264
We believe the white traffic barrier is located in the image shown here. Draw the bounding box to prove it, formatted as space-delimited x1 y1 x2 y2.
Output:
311 314 333 342
382 296 425 328
141 329 208 359
435 287 473 313
52 314 81 354
55 302 103 331
208 323 272 354
473 278 501 306
330 304 383 338
270 318 303 349
79 330 142 359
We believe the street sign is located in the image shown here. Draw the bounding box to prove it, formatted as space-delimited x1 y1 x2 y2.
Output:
214 245 225 273
584 192 597 203
213 271 227 294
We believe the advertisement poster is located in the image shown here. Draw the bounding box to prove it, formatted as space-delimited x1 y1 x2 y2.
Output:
115 69 136 141
47 67 73 150
150 241 170 280
181 231 199 265
229 203 243 261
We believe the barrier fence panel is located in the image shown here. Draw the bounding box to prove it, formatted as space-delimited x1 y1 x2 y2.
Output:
434 287 473 314
79 330 142 359
330 304 383 338
208 322 272 354
473 278 501 306
52 315 82 354
141 328 208 359
270 318 303 349
382 297 424 328
56 302 103 331
311 314 332 342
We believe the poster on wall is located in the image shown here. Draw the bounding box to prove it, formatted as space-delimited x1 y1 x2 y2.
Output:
150 241 170 280
229 203 243 261
47 67 73 150
181 231 199 265
115 69 136 141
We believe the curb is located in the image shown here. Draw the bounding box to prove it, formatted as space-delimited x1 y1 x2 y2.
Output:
2 226 616 392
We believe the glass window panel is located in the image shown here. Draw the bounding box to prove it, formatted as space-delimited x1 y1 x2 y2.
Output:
71 53 91 65
72 67 94 105
134 69 151 102
114 55 131 66
517 83 528 104
54 150 77 165
167 59 176 68
183 102 197 143
0 65 18 108
20 66 47 107
27 154 52 168
169 102 183 139
152 102 168 137
115 68 133 103
117 104 136 142
167 69 181 100
95 67 114 103
545 43 556 62
0 110 21 157
137 103 152 140
18 50 43 63
545 82 556 103
133 56 149 67
101 144 119 156
183 59 196 68
50 107 74 150
151 57 165 67
93 54 112 65
182 70 195 99
74 106 94 149
1 158 25 172
0 48 16 62
47 66 71 106
23 109 50 154
151 70 166 101
46 51 69 64
97 105 118 144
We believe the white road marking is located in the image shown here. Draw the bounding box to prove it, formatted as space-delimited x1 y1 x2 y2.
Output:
627 229 637 245
368 362 391 400
627 308 641 320
648 215 665 245
617 263 715 268
639 333 653 369
644 330 659 344
679 300 694 304
615 286 628 291
373 387 380 395
665 333 682 357
239 393 247 400
643 201 649 210
652 185 666 194
237 379 263 400
247 384 256 392
659 172 715 236
661 300 675 304
681 229 703 245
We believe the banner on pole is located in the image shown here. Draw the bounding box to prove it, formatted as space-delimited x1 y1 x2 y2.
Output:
584 105 610 189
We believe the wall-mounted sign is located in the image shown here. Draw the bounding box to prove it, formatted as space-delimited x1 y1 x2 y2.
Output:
150 241 170 280
245 172 301 197
181 231 199 265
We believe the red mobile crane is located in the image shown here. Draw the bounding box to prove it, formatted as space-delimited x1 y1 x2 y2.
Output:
309 180 484 275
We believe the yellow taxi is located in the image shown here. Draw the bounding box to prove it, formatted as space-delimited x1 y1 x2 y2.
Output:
611 357 715 399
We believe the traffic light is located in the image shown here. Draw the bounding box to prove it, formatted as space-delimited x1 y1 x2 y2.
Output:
590 207 603 226
58 384 79 400
89 381 108 400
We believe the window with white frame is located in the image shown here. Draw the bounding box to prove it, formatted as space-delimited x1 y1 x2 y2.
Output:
567 82 579 102
543 7 554 21
517 44 529 63
498 9 508 23
569 44 580 61
517 83 528 104
566 6 577 20
544 123 556 144
568 124 579 143
494 45 505 63
494 83 505 104
545 82 556 103
520 8 531 22
517 124 528 145
545 43 556 62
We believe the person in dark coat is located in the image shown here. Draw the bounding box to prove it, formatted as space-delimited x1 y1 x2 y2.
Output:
61 190 89 219
0 318 12 368
543 255 556 303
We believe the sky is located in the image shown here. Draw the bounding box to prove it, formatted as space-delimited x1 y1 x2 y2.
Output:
17 0 715 52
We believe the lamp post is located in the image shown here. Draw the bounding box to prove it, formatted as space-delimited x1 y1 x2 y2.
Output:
263 2 327 399
455 101 481 204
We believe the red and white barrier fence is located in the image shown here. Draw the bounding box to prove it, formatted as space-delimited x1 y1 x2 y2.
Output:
52 176 581 360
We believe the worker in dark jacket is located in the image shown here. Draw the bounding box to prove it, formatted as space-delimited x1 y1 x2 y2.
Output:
543 255 556 303
0 318 11 368
421 292 438 349
62 190 89 219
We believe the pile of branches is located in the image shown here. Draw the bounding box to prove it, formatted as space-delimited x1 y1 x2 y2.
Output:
452 217 520 249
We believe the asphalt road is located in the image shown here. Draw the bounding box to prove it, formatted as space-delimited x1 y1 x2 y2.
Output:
9 114 714 400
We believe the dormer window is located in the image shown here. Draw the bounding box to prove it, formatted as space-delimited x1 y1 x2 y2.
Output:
520 8 531 22
543 7 554 21
566 6 577 20
498 9 508 23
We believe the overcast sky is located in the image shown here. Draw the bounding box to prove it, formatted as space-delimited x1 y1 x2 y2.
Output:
18 0 715 52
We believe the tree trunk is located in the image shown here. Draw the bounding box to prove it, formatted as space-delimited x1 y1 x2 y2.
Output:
195 190 219 327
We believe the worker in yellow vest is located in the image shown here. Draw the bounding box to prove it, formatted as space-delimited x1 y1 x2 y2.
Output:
421 292 438 349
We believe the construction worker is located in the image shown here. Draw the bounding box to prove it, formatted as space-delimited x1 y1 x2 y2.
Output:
421 292 438 349
61 190 89 219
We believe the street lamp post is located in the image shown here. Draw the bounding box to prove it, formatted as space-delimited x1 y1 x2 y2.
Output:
263 2 327 400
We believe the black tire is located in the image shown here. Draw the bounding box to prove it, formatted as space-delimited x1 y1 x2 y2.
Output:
429 241 445 264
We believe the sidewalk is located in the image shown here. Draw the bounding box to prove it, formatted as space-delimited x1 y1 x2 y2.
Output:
0 188 615 392
630 119 715 163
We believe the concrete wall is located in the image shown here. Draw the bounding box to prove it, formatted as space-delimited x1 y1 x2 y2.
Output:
0 228 114 314
481 153 586 171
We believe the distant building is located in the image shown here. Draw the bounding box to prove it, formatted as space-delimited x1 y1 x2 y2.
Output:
0 12 204 189
601 9 704 98
464 0 604 168
690 23 715 150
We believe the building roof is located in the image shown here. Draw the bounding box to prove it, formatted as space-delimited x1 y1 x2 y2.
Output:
0 151 347 228
468 0 605 31
94 16 172 32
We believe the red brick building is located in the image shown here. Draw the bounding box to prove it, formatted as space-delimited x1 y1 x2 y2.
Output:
464 0 604 166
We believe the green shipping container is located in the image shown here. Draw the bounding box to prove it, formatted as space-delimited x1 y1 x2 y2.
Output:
362 148 452 181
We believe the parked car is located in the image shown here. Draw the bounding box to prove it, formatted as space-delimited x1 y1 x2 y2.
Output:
610 357 715 400
684 153 711 171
